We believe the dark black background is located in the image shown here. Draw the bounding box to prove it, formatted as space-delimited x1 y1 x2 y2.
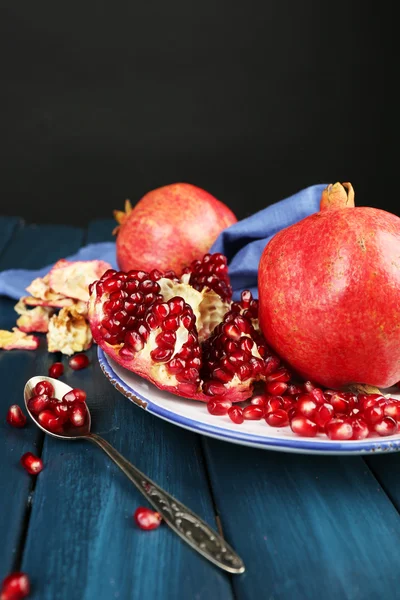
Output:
0 1 393 226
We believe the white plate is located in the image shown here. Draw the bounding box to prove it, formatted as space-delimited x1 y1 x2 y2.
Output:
98 347 400 455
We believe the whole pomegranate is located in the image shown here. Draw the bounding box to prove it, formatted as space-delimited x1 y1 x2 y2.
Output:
113 183 237 274
258 182 400 389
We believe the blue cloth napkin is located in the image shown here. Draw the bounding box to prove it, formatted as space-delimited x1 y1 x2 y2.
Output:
0 184 326 301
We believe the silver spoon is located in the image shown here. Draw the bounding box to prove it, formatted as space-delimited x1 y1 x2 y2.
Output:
24 375 245 575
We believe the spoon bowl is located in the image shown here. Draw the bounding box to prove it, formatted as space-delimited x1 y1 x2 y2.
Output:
24 375 91 439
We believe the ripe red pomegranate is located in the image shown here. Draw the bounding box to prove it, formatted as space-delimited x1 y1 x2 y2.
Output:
113 183 237 274
88 254 283 402
259 182 400 389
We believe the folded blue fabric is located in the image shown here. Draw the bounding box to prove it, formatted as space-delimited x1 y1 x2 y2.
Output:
0 184 325 301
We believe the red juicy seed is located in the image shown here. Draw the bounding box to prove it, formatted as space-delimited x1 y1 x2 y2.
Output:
349 417 370 440
290 416 318 437
140 279 159 293
329 394 351 414
6 405 27 428
119 346 135 360
228 406 244 424
265 381 288 396
264 397 283 414
374 416 398 436
28 394 49 415
125 331 144 352
103 277 124 293
145 313 158 330
281 396 295 410
224 339 237 354
243 405 263 420
156 331 176 348
288 406 299 421
212 368 233 383
48 362 64 378
181 313 195 329
126 279 140 293
325 419 353 440
221 357 236 374
207 399 232 415
113 310 128 325
104 298 124 312
286 384 303 396
168 298 186 315
314 403 335 428
70 405 87 427
296 395 318 419
363 405 384 425
34 380 54 397
266 367 291 383
237 364 253 381
310 388 325 404
203 381 228 397
53 403 70 423
234 315 251 334
150 347 174 362
149 269 163 280
176 368 199 383
102 317 121 334
69 354 90 371
223 323 241 340
130 291 144 304
124 301 137 315
239 337 253 353
144 293 156 305
101 269 117 280
384 401 400 420
358 394 385 411
38 410 63 433
137 324 149 340
162 316 180 331
251 394 267 406
177 382 198 395
103 332 120 345
240 290 252 307
187 357 201 368
134 507 162 530
264 356 281 376
266 409 289 427
249 357 264 376
303 381 316 392
20 452 43 475
63 388 87 404
0 572 30 600
168 358 185 373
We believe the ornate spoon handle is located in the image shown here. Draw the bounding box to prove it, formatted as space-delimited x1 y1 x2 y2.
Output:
87 432 245 574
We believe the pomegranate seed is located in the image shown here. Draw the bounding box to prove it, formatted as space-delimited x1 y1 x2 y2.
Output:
288 406 299 421
358 394 385 411
296 395 318 419
0 572 30 600
384 401 400 420
168 297 186 315
265 381 288 396
265 409 289 427
286 384 303 395
6 405 27 428
263 356 281 376
203 381 228 397
20 452 43 475
266 367 291 383
163 316 180 331
27 394 50 415
69 353 90 370
349 417 370 440
374 416 398 436
314 403 335 428
264 396 283 414
243 405 263 420
38 410 63 433
281 395 295 410
150 347 173 362
310 388 325 404
228 406 244 424
363 405 384 425
325 419 353 440
177 382 197 395
53 402 71 423
329 393 351 414
34 380 54 397
207 400 232 415
70 405 87 427
250 394 266 406
133 506 162 530
290 416 318 437
63 388 87 404
303 381 316 392
212 368 233 383
48 362 64 378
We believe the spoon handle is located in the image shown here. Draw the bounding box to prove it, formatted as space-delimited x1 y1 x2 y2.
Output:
87 432 245 574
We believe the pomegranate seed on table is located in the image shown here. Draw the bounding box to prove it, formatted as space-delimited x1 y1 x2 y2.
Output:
325 419 353 440
207 400 232 416
48 362 64 378
290 416 318 437
134 507 162 530
0 572 30 600
34 380 54 397
243 405 263 420
6 405 27 428
69 353 90 370
228 406 244 424
265 409 289 427
20 452 43 475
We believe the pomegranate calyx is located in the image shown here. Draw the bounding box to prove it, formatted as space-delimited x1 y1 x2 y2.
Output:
113 199 133 235
320 182 355 211
348 383 383 396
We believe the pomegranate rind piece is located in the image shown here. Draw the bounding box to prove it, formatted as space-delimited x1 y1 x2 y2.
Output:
0 328 39 350
21 294 74 308
47 305 92 355
25 273 73 307
14 300 54 333
48 259 112 302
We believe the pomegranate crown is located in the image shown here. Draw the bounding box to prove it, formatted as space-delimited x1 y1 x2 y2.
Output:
113 199 132 235
320 182 355 211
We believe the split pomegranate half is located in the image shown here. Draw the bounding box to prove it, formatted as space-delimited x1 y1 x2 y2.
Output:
88 253 283 402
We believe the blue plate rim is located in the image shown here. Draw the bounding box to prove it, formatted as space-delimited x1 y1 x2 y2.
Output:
98 347 400 455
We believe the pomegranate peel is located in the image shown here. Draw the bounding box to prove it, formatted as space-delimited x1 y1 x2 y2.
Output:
259 182 400 389
47 305 92 355
48 259 112 302
0 328 39 350
14 300 54 333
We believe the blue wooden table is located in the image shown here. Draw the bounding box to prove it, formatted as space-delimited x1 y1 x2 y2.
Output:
1 216 400 600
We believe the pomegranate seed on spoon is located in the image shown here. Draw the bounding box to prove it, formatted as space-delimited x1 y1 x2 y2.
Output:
27 394 50 415
34 380 54 397
69 353 90 370
134 507 162 530
6 405 27 428
20 452 43 475
48 362 64 378
0 572 30 600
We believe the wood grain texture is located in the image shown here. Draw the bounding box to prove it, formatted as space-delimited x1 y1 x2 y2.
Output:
0 221 85 576
203 438 400 600
21 221 233 600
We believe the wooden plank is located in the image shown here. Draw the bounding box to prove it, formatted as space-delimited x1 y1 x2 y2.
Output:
0 222 85 576
21 222 233 599
366 453 400 512
203 438 400 600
